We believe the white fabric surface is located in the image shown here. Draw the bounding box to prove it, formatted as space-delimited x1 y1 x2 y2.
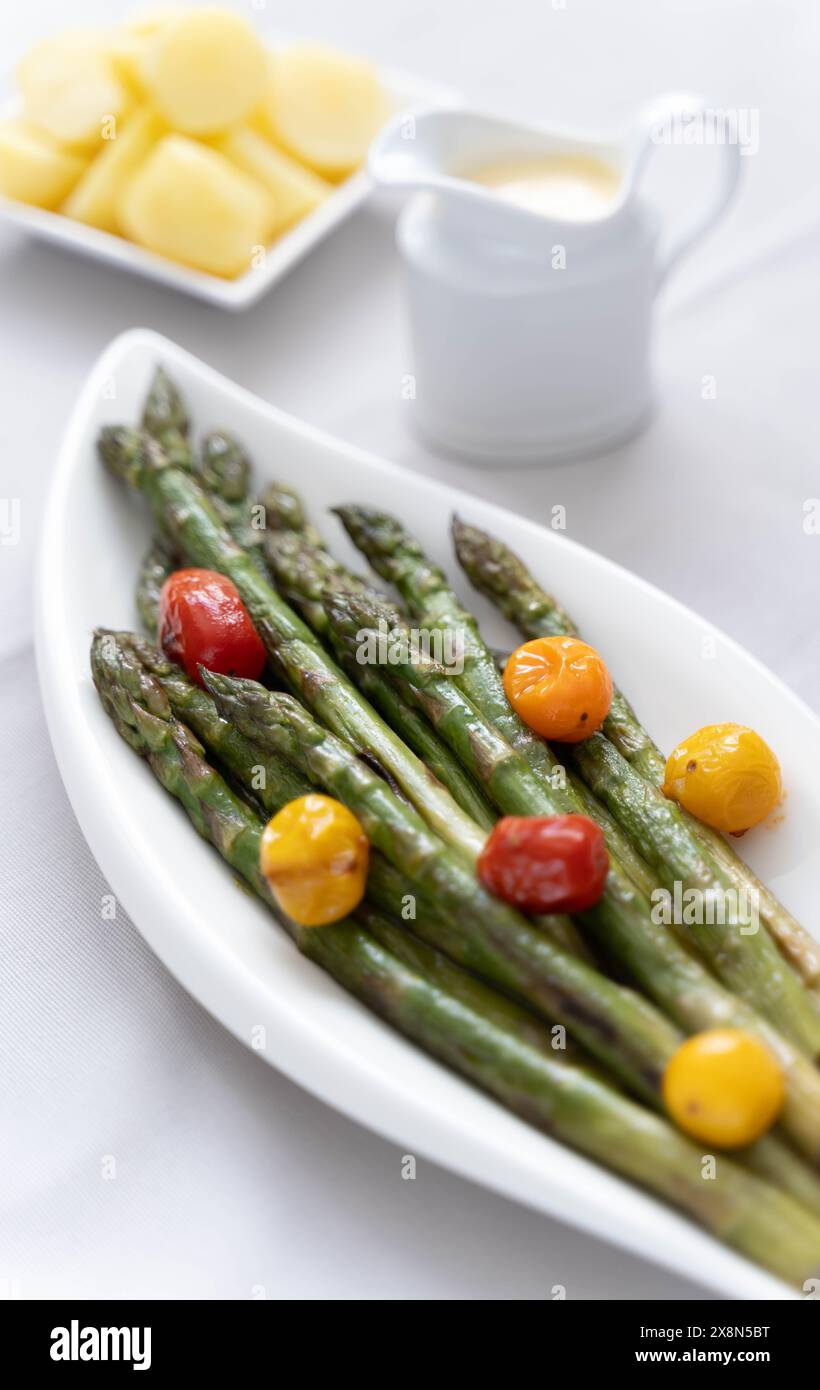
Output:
2 0 819 1300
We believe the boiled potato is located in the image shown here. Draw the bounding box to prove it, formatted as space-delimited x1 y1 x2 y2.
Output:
123 7 185 39
62 107 165 233
107 33 151 100
264 45 389 180
18 33 129 150
0 119 87 208
143 8 267 136
213 127 330 238
118 134 274 277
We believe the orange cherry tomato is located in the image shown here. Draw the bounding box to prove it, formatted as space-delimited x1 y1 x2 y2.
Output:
503 636 613 743
158 567 266 687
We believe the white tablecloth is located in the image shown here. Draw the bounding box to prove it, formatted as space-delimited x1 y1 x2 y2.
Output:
2 0 819 1299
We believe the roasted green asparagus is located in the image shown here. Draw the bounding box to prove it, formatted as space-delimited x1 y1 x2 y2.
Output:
452 515 820 994
90 631 820 1285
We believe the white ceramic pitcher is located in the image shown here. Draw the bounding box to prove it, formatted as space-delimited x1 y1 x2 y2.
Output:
370 95 742 464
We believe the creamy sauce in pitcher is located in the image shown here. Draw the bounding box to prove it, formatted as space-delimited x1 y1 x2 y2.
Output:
467 154 621 221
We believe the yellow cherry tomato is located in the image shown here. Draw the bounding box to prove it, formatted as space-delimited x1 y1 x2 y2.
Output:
662 723 781 834
260 794 369 927
662 1028 784 1148
503 636 613 743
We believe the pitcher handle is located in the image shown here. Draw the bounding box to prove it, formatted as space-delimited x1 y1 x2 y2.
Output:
629 92 744 293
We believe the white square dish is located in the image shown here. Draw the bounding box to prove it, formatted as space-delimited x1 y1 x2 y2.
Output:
36 329 820 1299
0 54 454 310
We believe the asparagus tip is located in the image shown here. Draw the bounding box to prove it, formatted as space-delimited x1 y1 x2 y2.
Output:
332 503 389 531
324 583 402 636
198 666 272 711
198 429 251 501
97 426 166 482
261 480 309 532
97 425 131 472
198 667 238 700
142 364 189 439
451 514 491 567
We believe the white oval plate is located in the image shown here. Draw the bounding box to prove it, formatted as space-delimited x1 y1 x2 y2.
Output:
0 42 454 310
36 328 820 1300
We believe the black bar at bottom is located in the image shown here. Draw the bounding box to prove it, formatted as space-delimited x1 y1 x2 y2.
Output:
0 1295 814 1375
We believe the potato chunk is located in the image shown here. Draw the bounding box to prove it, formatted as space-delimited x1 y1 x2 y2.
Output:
0 119 87 208
63 107 165 233
264 45 389 179
143 8 267 135
118 134 274 277
18 34 129 149
213 127 329 238
106 33 151 100
123 7 185 39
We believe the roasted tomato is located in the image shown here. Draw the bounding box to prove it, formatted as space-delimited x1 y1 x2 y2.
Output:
158 567 266 686
503 636 613 743
477 813 609 914
662 723 781 834
260 794 369 927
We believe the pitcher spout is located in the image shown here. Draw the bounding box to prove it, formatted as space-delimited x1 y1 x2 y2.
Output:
369 107 629 233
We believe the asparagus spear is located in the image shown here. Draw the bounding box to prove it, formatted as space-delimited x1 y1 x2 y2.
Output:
197 430 271 578
260 479 323 548
134 408 266 634
333 504 578 776
143 368 245 507
98 427 488 859
135 535 175 639
265 525 366 630
200 670 690 1104
90 638 820 1284
334 505 659 900
325 587 820 1056
141 365 190 467
262 493 467 809
453 515 820 993
141 367 269 576
94 630 820 1212
94 629 309 809
198 429 252 506
570 732 820 1053
265 527 498 833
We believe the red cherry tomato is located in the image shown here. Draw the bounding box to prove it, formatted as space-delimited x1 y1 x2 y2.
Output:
477 814 609 914
158 568 266 686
